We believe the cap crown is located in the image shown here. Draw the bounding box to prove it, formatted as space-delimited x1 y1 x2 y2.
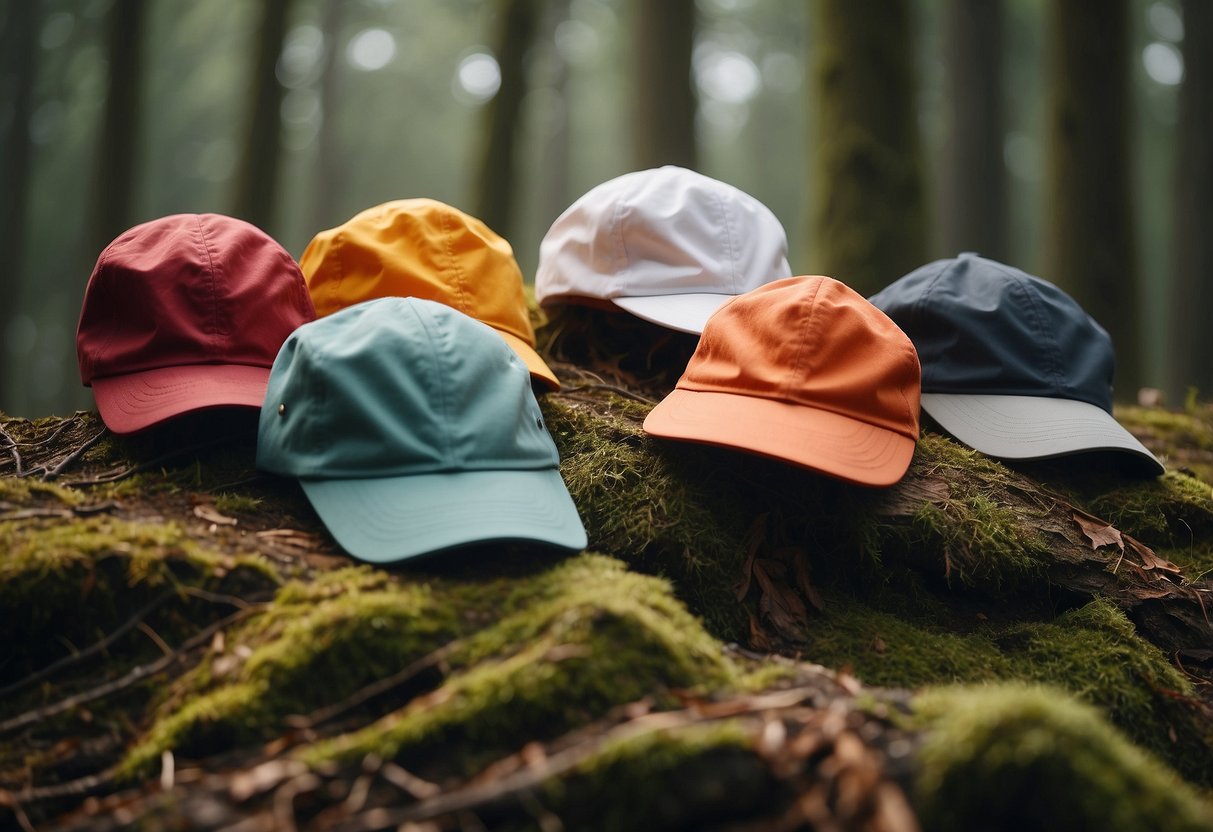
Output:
535 165 791 304
301 199 537 348
77 213 314 384
257 297 558 479
868 253 1116 412
681 276 920 439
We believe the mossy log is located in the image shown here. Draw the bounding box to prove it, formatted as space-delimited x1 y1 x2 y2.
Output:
2 384 1213 830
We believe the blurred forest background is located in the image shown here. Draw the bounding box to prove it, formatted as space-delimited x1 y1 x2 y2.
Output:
0 0 1210 419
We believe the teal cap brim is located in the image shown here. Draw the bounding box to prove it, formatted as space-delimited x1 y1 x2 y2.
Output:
298 467 588 562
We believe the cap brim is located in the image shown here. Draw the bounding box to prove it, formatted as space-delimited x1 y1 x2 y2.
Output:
298 467 588 562
91 364 270 435
643 389 917 487
498 330 560 391
612 293 736 335
921 393 1165 476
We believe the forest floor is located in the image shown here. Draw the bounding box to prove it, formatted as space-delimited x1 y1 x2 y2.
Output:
2 355 1213 831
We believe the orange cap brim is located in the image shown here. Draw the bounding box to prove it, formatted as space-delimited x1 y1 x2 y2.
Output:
643 388 917 486
498 329 560 391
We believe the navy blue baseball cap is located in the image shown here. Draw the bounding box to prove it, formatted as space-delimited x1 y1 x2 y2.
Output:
869 253 1163 476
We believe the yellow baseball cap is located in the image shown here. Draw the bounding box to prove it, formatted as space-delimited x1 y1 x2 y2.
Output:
301 199 559 390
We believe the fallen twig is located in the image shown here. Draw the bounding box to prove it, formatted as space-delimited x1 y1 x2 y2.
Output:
0 421 24 476
0 605 263 735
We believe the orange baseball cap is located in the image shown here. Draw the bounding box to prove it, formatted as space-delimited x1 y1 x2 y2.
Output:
643 276 921 486
301 199 559 390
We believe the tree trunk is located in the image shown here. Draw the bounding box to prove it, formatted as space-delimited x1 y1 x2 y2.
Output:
90 0 146 255
232 0 293 234
1167 0 1213 402
0 3 41 410
1043 0 1139 392
939 0 1006 261
309 0 345 234
631 0 698 171
473 0 539 238
807 0 927 295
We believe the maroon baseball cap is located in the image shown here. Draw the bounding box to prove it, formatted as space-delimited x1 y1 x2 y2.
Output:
77 213 316 434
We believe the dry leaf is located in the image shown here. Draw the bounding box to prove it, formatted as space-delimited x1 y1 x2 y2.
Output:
754 559 809 640
791 548 825 611
1125 534 1183 576
1072 510 1123 551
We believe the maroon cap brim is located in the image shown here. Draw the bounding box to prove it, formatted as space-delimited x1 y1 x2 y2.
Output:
90 364 270 435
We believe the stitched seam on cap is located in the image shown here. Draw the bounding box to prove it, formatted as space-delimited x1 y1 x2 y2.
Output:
195 216 223 358
1004 267 1066 392
88 245 119 379
330 230 346 315
783 277 823 401
441 208 470 312
711 184 739 293
411 302 454 465
611 196 630 287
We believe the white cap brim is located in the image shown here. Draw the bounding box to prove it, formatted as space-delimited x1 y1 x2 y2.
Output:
921 393 1164 475
611 293 736 335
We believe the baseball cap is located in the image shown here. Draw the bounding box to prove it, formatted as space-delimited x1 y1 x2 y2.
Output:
256 296 587 562
300 199 559 390
536 166 792 334
76 213 316 435
643 276 921 486
868 253 1163 476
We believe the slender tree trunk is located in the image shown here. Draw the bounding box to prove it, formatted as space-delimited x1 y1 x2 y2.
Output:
90 0 146 255
631 0 698 171
808 0 926 295
473 0 539 237
1043 0 1139 392
540 0 572 229
1168 0 1213 401
233 0 293 234
0 4 41 409
309 0 345 234
939 0 1005 260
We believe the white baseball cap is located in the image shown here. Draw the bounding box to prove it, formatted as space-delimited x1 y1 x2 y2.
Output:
535 166 792 334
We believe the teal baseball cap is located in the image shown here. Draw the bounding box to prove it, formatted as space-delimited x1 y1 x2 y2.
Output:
256 296 587 561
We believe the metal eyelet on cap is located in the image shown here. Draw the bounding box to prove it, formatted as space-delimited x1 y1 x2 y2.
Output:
278 403 286 416
536 417 543 430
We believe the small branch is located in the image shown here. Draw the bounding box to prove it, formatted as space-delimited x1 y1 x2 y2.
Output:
0 589 176 699
0 421 23 476
0 605 263 735
1 768 117 806
22 426 109 480
0 501 119 522
60 436 235 487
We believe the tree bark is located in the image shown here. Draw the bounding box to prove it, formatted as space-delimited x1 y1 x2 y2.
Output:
939 0 1006 261
808 0 927 295
0 3 41 409
232 0 293 234
90 0 146 255
473 0 539 238
1043 0 1139 392
631 0 698 171
1167 0 1213 402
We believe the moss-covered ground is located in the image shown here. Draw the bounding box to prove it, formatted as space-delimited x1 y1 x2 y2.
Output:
3 393 1213 830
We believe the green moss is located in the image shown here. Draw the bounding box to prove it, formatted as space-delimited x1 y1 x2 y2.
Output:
0 476 84 506
865 434 1053 594
913 684 1213 832
803 591 1213 786
545 720 768 830
0 516 275 678
543 396 754 637
121 569 459 776
303 554 737 775
1086 471 1213 549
